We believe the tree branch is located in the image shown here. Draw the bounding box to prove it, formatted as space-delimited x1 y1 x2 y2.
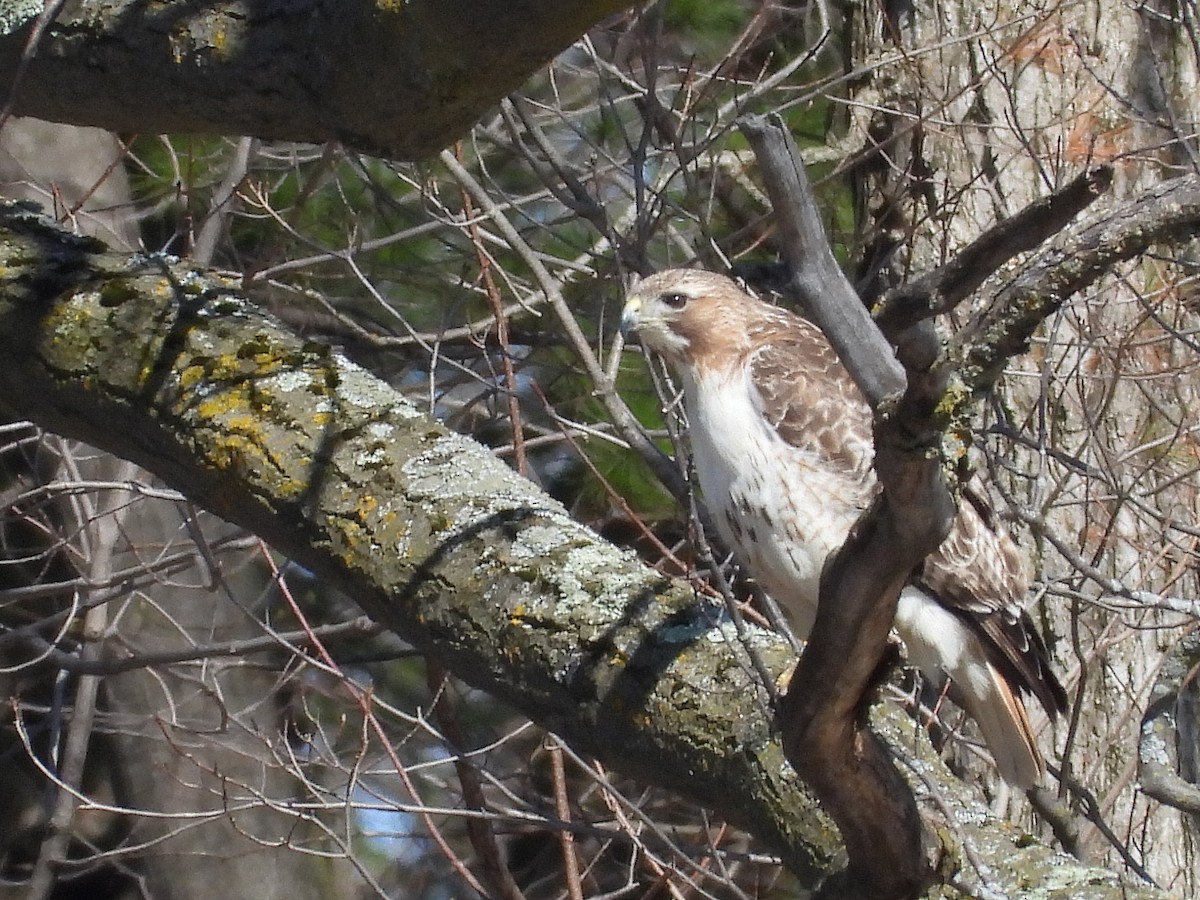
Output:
0 200 827 880
1139 630 1200 821
739 113 906 408
956 173 1200 394
872 166 1114 336
0 0 633 160
0 203 1168 898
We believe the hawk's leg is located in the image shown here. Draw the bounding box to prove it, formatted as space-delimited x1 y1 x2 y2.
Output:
774 635 905 712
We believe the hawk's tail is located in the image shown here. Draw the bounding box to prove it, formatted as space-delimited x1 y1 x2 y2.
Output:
896 587 1047 789
958 659 1044 788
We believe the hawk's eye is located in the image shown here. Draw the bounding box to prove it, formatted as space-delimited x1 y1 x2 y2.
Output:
660 292 689 310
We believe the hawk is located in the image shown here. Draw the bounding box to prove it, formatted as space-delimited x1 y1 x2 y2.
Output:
621 268 1066 787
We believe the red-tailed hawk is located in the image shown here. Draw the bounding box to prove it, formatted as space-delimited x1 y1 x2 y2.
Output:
621 268 1066 787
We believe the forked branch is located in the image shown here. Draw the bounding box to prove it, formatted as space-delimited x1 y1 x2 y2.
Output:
741 112 952 900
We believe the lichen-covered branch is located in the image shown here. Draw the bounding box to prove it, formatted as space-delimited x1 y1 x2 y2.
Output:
0 203 1168 898
956 174 1200 394
0 200 827 880
0 0 633 160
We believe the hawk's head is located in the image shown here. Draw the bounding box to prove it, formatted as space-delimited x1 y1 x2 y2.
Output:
620 269 757 365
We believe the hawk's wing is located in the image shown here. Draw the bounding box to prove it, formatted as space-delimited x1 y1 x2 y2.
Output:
746 313 875 486
745 307 1066 717
922 485 1069 715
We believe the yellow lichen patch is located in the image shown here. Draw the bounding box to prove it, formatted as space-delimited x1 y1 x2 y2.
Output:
508 603 528 625
42 308 88 350
246 351 283 372
44 290 96 329
192 385 295 483
207 431 270 474
322 514 372 569
356 494 379 522
224 414 259 433
196 391 248 421
179 341 291 389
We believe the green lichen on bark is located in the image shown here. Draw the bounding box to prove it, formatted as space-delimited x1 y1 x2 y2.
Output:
0 202 837 880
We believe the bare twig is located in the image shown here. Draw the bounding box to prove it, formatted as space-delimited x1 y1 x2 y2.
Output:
27 458 139 899
548 737 586 900
457 142 529 476
192 136 258 266
427 662 527 900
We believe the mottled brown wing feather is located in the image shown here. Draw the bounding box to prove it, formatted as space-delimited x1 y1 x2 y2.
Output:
745 309 875 484
921 485 1069 716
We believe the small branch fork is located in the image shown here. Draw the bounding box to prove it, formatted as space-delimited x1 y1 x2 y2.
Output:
739 116 906 409
737 113 1122 899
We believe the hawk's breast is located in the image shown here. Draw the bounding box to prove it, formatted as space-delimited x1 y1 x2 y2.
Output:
684 366 869 636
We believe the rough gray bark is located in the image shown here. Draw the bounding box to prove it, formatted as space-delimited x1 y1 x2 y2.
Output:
0 201 1173 898
0 0 634 160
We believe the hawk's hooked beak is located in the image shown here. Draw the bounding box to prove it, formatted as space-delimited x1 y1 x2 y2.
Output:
619 295 643 339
